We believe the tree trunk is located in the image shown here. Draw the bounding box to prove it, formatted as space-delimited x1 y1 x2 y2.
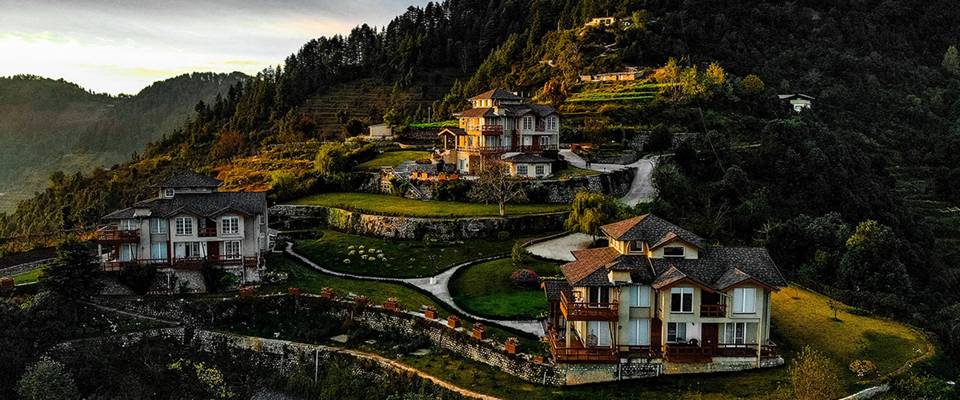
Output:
499 201 506 216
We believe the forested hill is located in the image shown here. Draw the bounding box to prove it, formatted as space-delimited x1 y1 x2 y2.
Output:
2 0 960 367
0 72 247 212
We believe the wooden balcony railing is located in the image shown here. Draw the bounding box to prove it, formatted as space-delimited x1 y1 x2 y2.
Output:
101 256 258 271
665 344 712 363
714 343 780 358
198 227 218 237
548 327 619 364
480 125 503 135
95 227 140 243
559 291 619 321
700 304 726 318
618 345 661 359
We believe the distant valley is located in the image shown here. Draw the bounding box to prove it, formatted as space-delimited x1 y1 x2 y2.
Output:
0 72 247 212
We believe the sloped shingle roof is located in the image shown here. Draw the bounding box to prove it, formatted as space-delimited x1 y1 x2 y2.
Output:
469 89 523 101
542 280 573 302
600 214 706 249
503 154 554 163
154 171 223 188
561 247 621 286
104 192 266 220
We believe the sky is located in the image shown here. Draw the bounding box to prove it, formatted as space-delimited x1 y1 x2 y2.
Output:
0 0 429 95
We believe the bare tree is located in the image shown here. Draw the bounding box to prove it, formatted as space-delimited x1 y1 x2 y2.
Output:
469 160 527 216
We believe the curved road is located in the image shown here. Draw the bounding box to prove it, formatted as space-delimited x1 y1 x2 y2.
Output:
559 150 658 206
284 242 544 336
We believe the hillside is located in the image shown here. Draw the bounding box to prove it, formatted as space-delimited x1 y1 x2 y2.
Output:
0 72 246 212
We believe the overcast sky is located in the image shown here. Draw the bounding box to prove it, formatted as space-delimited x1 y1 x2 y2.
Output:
0 0 428 95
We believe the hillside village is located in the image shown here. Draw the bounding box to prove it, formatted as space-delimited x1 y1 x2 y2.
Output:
2 1 960 399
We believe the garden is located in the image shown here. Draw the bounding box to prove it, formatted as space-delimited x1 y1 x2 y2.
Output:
292 229 537 278
288 192 568 218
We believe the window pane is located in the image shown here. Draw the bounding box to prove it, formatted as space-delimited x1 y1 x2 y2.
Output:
640 286 650 307
628 319 639 345
671 292 682 312
630 286 639 307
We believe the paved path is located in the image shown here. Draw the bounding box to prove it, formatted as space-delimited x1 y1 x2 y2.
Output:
560 150 659 206
284 242 544 336
525 232 593 262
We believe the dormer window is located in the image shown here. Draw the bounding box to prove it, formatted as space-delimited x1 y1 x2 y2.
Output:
163 188 175 198
663 246 685 257
629 241 643 252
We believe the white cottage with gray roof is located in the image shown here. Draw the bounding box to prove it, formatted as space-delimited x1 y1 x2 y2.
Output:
95 171 269 291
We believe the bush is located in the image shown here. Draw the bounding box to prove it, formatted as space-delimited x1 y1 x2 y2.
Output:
887 374 956 399
510 269 540 288
17 356 79 400
512 240 531 267
497 231 511 241
848 359 876 378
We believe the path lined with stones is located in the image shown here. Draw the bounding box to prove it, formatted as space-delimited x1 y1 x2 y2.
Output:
284 242 544 336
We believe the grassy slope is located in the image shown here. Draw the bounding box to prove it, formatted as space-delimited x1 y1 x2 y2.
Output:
356 150 431 171
288 192 568 218
293 229 529 278
771 285 931 381
450 258 562 319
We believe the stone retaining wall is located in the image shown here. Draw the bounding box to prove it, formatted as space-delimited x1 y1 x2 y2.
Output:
270 205 568 241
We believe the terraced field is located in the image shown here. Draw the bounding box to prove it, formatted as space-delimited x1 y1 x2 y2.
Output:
565 81 665 103
890 165 960 268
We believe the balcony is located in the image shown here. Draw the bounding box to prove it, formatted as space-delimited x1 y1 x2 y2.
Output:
548 327 619 364
198 227 218 237
480 125 503 135
100 258 170 272
95 227 140 243
559 291 619 321
700 304 726 318
715 343 780 358
665 344 712 363
618 345 661 359
172 255 258 269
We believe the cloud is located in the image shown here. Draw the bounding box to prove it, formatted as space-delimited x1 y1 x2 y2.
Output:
0 0 428 94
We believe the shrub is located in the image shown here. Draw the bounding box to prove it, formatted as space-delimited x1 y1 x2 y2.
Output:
497 231 511 241
888 374 956 399
510 269 540 288
790 346 844 400
512 240 531 267
848 359 876 378
17 356 80 400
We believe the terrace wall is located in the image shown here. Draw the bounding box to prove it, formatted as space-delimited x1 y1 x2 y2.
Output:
270 205 568 241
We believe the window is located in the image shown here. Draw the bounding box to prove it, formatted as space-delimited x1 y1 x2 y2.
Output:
535 165 545 177
733 287 757 313
663 246 685 257
587 287 609 305
628 319 651 346
629 240 643 252
522 116 533 130
539 135 549 145
223 241 241 258
119 243 137 262
119 219 138 231
547 116 558 130
151 242 167 260
221 216 240 236
164 188 175 198
629 285 651 307
150 218 167 234
667 322 687 343
175 242 203 258
721 322 758 344
175 217 193 236
587 321 611 347
670 287 693 313
516 164 528 176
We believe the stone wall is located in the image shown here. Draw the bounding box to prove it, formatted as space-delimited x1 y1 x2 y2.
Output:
270 205 568 241
355 166 635 204
90 294 785 386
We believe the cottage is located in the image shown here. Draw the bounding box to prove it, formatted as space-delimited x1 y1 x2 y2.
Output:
777 93 814 112
94 172 269 291
503 153 553 179
543 214 786 372
584 17 617 28
438 89 560 177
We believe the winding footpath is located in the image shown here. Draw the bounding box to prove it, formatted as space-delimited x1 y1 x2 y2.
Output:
284 242 544 336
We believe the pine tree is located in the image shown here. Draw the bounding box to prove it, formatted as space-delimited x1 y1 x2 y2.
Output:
943 45 960 76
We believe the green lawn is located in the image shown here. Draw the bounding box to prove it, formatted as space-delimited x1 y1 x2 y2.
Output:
408 120 458 129
293 229 532 278
771 285 932 384
289 192 568 218
356 151 431 171
450 258 562 319
13 267 44 285
551 164 602 180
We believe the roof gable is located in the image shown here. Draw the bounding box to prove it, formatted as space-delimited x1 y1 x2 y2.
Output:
600 214 706 249
469 89 522 101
